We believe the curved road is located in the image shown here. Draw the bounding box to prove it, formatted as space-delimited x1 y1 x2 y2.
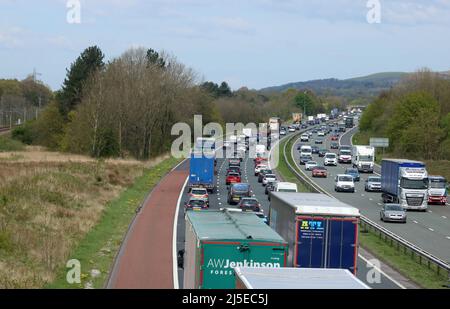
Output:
175 131 407 289
291 125 450 263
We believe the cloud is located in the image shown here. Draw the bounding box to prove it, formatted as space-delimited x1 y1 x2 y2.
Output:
0 27 25 48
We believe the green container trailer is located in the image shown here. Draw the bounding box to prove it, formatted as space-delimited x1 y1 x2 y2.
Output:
183 210 288 289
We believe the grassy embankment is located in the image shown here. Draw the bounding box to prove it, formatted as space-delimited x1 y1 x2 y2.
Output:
0 134 180 288
277 133 449 289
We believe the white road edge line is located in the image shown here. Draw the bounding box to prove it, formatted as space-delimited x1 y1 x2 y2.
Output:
358 254 407 289
172 176 189 289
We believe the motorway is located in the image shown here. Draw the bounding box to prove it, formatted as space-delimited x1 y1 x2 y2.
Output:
175 132 405 289
291 125 450 263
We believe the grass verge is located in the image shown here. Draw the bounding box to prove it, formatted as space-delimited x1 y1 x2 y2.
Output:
276 136 309 192
277 135 449 289
0 135 24 152
46 156 181 289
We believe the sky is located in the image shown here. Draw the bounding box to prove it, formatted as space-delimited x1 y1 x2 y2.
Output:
0 0 449 90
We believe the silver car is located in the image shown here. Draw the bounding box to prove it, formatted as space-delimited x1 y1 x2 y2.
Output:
380 204 407 223
365 176 381 192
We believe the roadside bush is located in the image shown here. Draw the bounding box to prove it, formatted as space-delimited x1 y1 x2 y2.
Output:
12 121 36 145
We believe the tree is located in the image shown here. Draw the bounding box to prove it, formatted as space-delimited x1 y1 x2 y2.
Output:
294 92 314 115
146 48 166 68
58 46 105 117
33 101 65 150
218 82 232 97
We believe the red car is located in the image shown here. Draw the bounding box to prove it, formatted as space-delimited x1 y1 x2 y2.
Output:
312 166 328 178
254 157 268 167
226 172 241 185
331 135 339 141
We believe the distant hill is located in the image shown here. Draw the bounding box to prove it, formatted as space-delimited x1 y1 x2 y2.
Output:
259 72 409 104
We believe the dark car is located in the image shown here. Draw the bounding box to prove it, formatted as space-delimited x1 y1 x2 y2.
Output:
318 148 327 157
184 197 208 213
312 129 318 134
238 198 262 212
345 168 360 182
228 183 252 205
311 146 320 154
330 142 339 149
258 169 273 183
315 139 323 145
265 181 277 195
300 154 313 165
227 166 241 175
365 176 382 192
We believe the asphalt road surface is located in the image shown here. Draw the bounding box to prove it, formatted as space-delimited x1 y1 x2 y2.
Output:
292 125 450 263
175 131 404 289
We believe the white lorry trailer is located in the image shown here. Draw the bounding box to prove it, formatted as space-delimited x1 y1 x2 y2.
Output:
352 146 375 173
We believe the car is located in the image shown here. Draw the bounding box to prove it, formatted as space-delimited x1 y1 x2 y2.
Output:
227 166 241 175
288 126 296 132
228 183 252 205
324 153 338 166
312 166 328 178
307 131 313 137
262 174 277 186
254 155 268 166
265 181 277 195
334 174 355 192
338 149 352 164
305 161 318 171
300 134 309 142
312 129 318 134
331 135 339 141
254 164 268 176
365 176 382 192
318 131 325 137
189 187 209 201
311 146 320 154
345 168 360 182
297 144 303 150
315 139 323 144
301 124 307 129
223 207 268 225
330 142 339 149
229 158 241 166
226 172 241 185
300 154 313 165
280 130 287 136
238 198 262 213
184 197 209 213
318 148 327 157
258 169 273 183
380 204 407 223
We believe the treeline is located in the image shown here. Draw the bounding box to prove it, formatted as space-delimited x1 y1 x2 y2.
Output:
12 45 345 160
359 69 450 160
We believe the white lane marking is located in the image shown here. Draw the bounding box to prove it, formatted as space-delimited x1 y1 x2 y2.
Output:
217 197 221 200
361 194 365 197
413 220 418 224
446 236 450 240
428 228 434 232
378 203 382 206
369 198 373 201
428 210 432 213
442 216 447 219
358 254 406 289
172 176 189 289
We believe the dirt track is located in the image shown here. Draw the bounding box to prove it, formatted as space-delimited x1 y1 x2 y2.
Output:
108 162 188 289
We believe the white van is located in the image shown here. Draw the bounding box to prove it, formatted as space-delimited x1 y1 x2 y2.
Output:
300 145 312 156
274 182 298 193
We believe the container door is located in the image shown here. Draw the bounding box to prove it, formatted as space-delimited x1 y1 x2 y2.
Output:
296 218 326 268
327 219 357 273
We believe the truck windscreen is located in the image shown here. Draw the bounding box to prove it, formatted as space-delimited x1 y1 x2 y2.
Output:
401 178 428 190
429 181 446 189
359 155 373 161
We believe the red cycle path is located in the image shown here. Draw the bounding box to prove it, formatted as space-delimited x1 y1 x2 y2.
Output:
108 164 188 289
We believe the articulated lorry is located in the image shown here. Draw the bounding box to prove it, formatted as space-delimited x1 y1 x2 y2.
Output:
345 116 354 128
352 146 375 173
189 151 215 192
183 210 288 289
269 192 360 274
307 116 315 126
381 159 429 210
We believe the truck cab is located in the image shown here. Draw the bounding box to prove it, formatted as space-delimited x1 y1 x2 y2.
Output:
381 159 429 211
428 176 448 205
352 146 375 173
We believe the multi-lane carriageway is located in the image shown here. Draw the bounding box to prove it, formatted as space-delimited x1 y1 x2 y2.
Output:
291 126 450 263
174 131 413 289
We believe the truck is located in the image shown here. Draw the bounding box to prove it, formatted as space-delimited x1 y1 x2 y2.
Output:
317 113 326 122
381 159 429 210
269 117 281 134
352 146 375 173
427 176 448 205
183 210 288 289
189 151 215 192
269 192 360 274
345 116 354 128
307 116 315 125
292 113 302 124
338 121 346 132
235 267 369 289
